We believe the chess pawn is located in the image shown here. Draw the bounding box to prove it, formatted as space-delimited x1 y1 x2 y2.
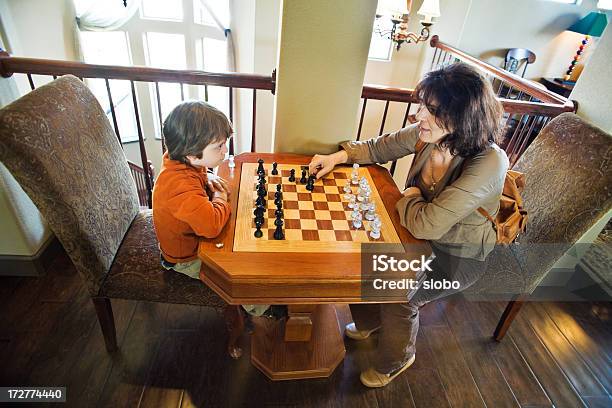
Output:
369 223 381 240
359 176 369 188
257 158 265 175
254 218 264 238
300 169 308 184
356 186 366 202
343 182 352 200
365 202 376 220
271 162 278 175
348 195 357 209
351 163 359 178
289 169 296 182
351 175 359 185
360 191 371 210
352 210 363 229
273 219 285 240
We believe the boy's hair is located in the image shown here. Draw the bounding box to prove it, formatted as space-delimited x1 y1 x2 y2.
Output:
163 100 232 164
415 62 503 157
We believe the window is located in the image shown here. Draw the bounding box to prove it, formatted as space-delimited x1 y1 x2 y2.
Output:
78 0 230 143
368 18 394 61
80 31 139 142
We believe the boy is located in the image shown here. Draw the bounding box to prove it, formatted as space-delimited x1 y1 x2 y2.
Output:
152 101 231 279
152 101 277 319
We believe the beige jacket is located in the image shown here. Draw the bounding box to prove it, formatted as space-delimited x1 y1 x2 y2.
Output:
340 124 509 260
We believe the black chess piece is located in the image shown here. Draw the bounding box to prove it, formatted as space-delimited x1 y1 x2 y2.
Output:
289 169 296 182
274 195 283 207
257 183 267 197
276 183 282 192
254 218 263 238
257 158 265 175
306 175 315 192
255 195 265 207
253 204 265 218
273 220 284 240
258 173 266 184
275 208 283 218
300 169 307 183
271 162 278 175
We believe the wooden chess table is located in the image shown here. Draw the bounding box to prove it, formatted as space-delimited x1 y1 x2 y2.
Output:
198 153 428 380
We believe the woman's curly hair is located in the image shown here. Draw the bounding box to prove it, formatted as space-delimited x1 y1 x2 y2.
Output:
415 62 503 157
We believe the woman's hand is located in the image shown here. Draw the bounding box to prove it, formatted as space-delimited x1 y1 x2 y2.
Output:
207 174 229 194
308 150 348 179
402 186 422 199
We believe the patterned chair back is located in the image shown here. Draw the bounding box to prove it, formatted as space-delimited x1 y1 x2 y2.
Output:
512 113 611 293
0 75 140 295
468 112 611 298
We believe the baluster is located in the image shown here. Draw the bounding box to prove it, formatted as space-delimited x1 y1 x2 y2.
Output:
356 98 368 141
505 114 524 156
515 115 541 160
402 102 412 127
251 89 256 153
379 100 390 136
52 75 57 80
27 74 35 90
130 80 153 208
435 49 443 69
180 83 185 101
508 115 532 162
430 48 439 71
204 84 209 102
105 78 122 147
155 82 165 153
229 86 234 155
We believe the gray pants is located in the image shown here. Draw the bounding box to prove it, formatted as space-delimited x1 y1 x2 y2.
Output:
350 250 487 373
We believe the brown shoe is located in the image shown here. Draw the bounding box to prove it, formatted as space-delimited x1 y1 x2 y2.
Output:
360 355 416 388
344 322 380 340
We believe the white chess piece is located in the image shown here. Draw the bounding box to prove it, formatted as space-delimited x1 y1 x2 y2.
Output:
352 210 363 229
356 186 365 202
348 195 357 209
365 202 376 220
351 163 359 176
369 215 382 239
343 182 352 200
360 190 371 210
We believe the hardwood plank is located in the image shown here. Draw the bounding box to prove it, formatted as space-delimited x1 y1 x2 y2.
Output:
542 302 612 393
404 319 452 408
139 332 190 408
422 325 486 407
165 304 202 331
442 297 520 407
466 300 552 408
583 396 612 408
523 302 608 398
96 301 168 408
484 302 587 407
63 299 137 408
25 289 98 387
419 300 448 327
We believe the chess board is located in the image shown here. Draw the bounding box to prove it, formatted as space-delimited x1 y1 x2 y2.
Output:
233 163 402 253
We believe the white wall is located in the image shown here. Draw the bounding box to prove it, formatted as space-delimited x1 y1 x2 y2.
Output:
571 25 612 132
0 0 77 261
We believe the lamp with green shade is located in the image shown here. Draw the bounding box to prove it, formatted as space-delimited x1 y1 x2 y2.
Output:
563 11 608 82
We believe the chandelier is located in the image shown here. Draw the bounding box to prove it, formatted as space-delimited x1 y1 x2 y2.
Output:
374 0 441 51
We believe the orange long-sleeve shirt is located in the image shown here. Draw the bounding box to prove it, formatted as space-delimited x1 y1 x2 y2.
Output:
152 153 231 263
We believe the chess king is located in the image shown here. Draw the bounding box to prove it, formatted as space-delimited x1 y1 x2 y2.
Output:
309 63 509 388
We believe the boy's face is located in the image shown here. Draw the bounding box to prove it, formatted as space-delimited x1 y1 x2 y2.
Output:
187 137 228 169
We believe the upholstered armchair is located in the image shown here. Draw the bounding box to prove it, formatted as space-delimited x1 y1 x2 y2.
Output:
466 112 612 340
0 75 244 357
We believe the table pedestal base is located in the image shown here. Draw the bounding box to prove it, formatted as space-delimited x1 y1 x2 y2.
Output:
251 304 345 381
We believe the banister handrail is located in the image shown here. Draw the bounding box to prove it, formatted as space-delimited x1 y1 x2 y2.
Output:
0 55 275 91
430 35 574 108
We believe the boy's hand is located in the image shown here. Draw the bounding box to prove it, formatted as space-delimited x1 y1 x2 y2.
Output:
213 189 229 202
308 150 348 179
207 174 229 193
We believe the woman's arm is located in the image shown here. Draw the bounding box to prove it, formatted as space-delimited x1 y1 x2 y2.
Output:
397 147 509 240
309 124 420 179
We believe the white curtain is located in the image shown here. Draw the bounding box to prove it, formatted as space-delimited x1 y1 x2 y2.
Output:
75 0 141 31
72 0 141 61
198 0 236 72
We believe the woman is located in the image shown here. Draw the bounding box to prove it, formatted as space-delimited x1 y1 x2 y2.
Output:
308 63 509 388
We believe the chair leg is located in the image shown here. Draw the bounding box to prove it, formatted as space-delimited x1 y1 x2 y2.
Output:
92 297 118 352
493 296 526 341
224 305 245 359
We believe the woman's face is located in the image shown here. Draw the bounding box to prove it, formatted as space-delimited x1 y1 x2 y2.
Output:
415 104 450 144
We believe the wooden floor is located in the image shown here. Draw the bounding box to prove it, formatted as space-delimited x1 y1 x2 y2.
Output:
0 251 610 408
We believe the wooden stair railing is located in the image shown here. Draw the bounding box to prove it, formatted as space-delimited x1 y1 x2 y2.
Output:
0 52 276 208
127 160 155 209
